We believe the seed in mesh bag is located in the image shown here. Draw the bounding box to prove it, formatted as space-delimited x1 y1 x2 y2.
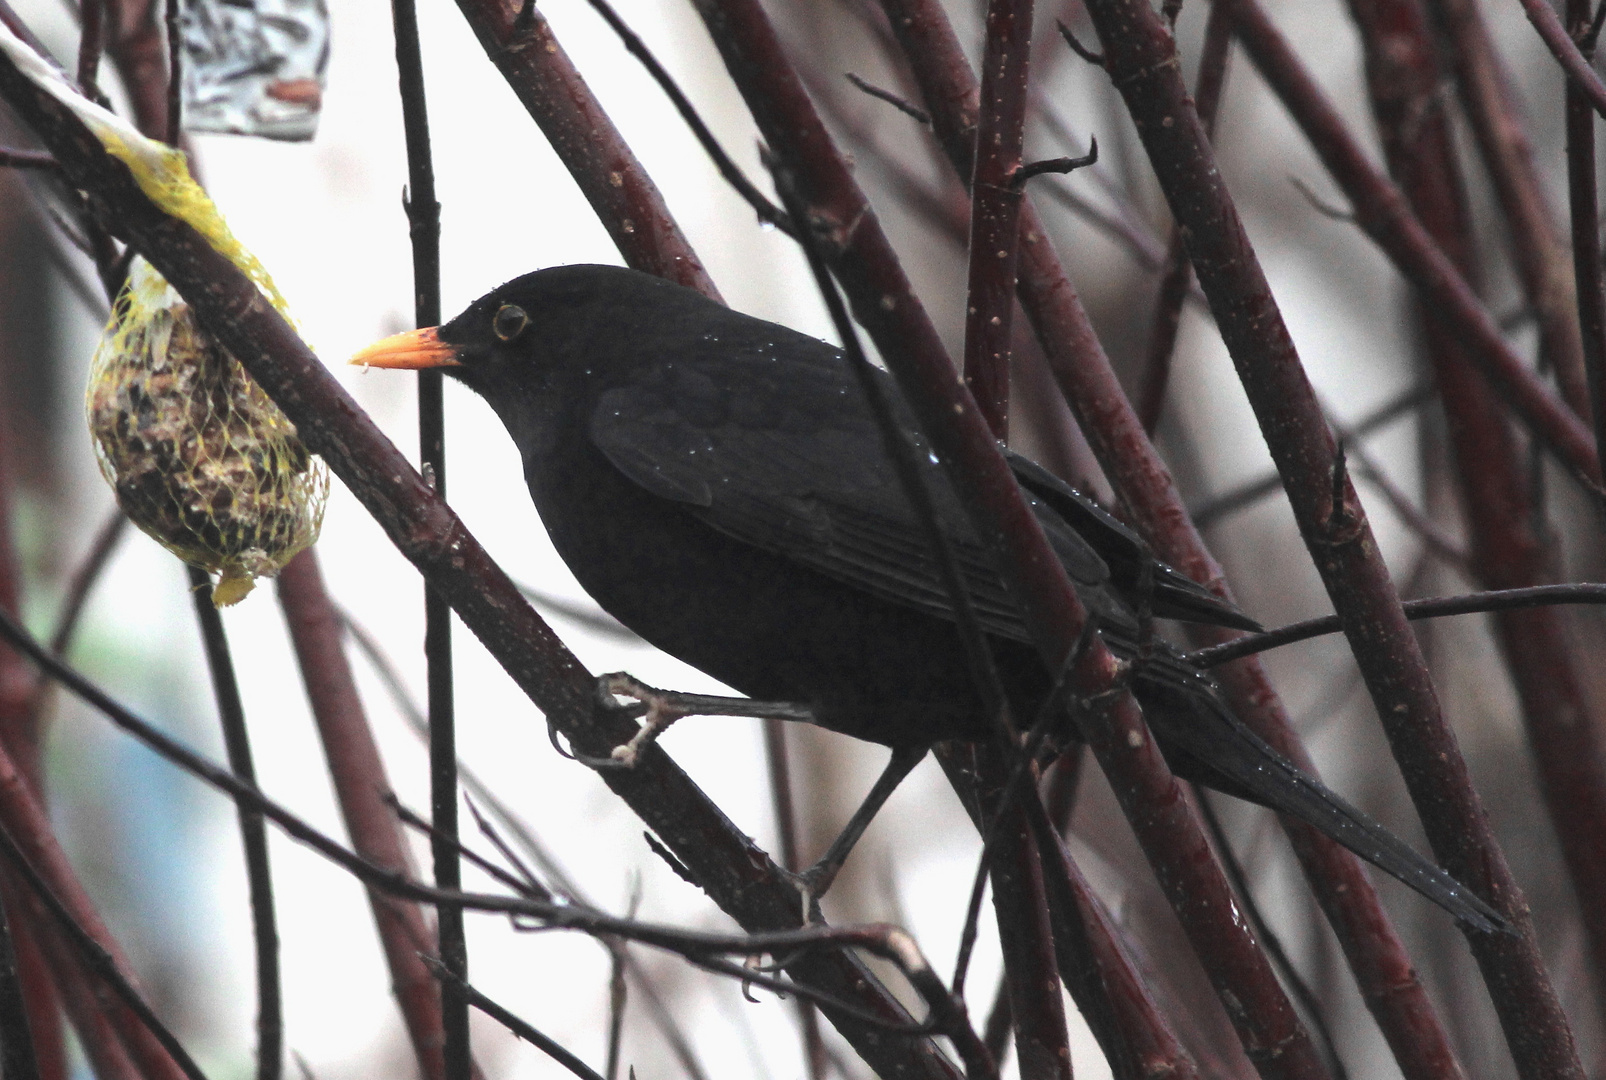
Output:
87 259 327 606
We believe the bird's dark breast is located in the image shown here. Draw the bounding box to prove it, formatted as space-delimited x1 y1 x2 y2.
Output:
524 431 1045 747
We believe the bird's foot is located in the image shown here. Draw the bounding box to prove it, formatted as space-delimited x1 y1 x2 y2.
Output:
780 865 831 925
596 673 690 767
595 672 817 767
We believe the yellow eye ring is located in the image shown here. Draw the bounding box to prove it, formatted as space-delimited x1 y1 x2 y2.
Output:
493 303 529 342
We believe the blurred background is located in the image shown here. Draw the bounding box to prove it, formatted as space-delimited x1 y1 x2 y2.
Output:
0 0 1602 1077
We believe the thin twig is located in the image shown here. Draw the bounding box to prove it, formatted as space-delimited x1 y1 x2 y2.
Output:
1008 141 1097 187
0 819 208 1080
579 0 793 235
844 71 930 122
1344 435 1470 570
387 0 466 1066
1189 582 1606 667
1054 20 1103 65
1191 383 1433 527
422 958 607 1080
47 510 125 656
758 719 825 1080
391 795 550 902
187 568 281 1080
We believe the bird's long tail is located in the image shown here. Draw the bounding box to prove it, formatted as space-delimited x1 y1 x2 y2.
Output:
1134 661 1506 934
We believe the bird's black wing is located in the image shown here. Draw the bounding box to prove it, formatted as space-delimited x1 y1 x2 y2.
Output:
586 341 1136 642
1005 452 1261 632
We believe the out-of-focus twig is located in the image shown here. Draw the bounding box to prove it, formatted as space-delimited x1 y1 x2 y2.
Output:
1422 0 1589 417
277 551 462 1080
1221 0 1599 487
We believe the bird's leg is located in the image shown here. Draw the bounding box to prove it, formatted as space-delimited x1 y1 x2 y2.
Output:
595 672 816 767
791 743 929 919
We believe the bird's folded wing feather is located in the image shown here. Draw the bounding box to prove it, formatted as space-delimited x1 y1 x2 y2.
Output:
588 355 1133 642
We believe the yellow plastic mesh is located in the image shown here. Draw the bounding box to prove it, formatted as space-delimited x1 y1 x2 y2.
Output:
97 135 291 317
87 259 327 606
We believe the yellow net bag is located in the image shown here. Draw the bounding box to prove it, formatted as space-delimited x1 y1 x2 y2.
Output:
0 19 326 603
88 258 328 606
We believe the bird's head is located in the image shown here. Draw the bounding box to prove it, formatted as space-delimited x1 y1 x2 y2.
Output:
350 264 702 454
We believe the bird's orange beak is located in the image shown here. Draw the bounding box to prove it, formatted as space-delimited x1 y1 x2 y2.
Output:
349 327 461 369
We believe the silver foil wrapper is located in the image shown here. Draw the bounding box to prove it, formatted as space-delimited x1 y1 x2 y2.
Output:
181 0 329 142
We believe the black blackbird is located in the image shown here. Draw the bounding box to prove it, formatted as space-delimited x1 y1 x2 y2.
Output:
353 263 1502 932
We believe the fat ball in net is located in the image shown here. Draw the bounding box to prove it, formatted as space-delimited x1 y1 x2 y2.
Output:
87 258 328 606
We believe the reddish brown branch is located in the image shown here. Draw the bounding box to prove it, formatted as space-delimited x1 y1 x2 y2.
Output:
1568 0 1606 498
0 733 189 1080
75 0 102 95
870 6 1465 1076
1028 800 1202 1080
1090 0 1586 1077
1137 1 1230 434
962 0 1035 437
1515 0 1606 121
1422 0 1589 416
966 746 1075 1080
276 551 464 1080
0 276 64 1080
101 0 167 142
25 897 142 1080
687 4 1328 1076
1539 0 1606 1014
447 0 717 298
956 5 1078 1075
1221 0 1598 486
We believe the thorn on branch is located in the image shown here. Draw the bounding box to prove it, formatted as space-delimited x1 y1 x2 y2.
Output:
513 0 536 37
642 831 696 886
1056 21 1104 66
1289 175 1355 221
843 73 930 125
1009 138 1098 188
1328 439 1355 534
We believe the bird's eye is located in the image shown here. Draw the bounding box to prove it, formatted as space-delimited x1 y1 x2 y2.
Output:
492 304 529 342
